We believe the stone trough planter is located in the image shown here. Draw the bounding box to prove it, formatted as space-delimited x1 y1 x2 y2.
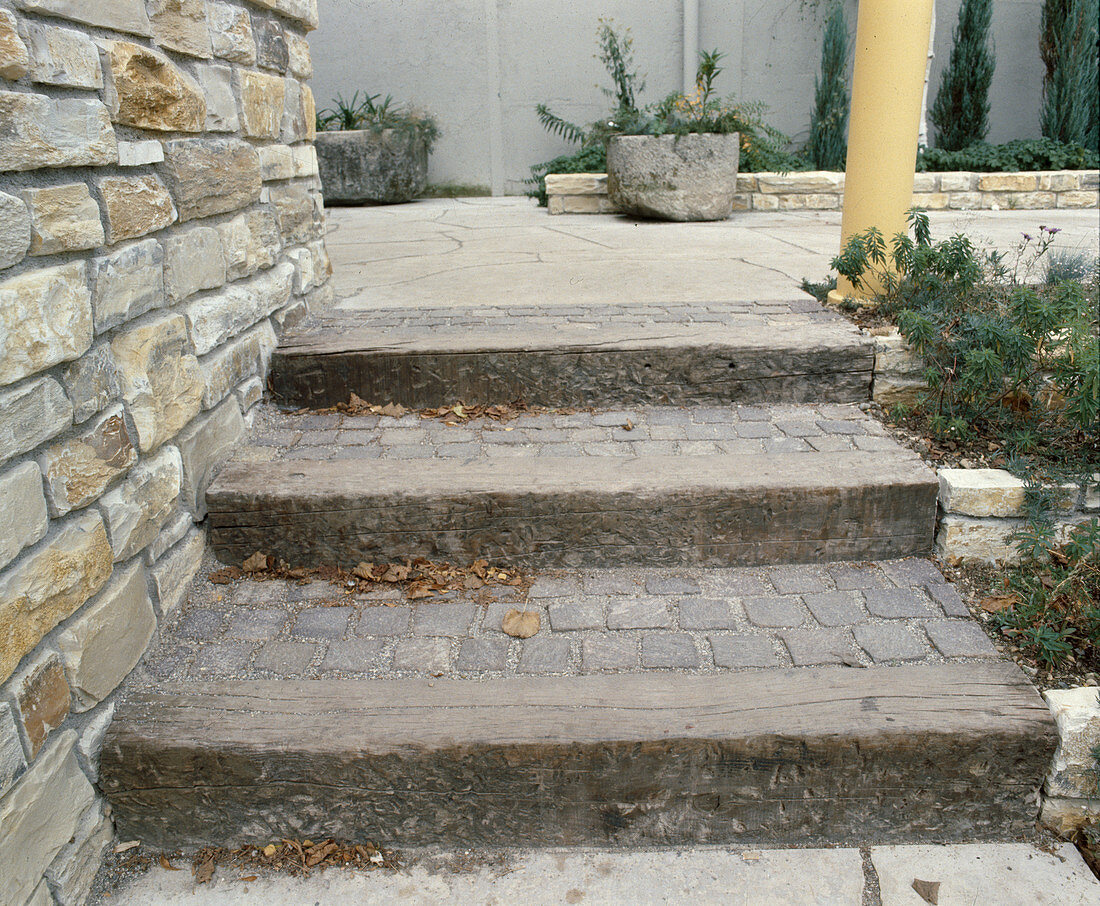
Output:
606 133 740 221
315 128 429 205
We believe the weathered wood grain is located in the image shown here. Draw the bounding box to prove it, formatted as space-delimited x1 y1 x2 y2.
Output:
206 450 939 567
268 324 874 409
100 663 1057 849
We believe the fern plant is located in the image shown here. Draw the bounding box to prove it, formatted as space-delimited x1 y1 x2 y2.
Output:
807 3 849 170
931 0 995 151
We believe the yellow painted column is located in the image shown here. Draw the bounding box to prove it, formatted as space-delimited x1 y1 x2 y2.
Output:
829 0 935 304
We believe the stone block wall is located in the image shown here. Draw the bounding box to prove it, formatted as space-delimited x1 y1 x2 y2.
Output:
545 170 1100 214
0 1 330 903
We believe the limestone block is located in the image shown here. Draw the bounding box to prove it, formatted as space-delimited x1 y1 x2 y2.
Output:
280 293 313 328
948 192 982 210
101 40 205 132
145 511 191 563
0 262 92 386
39 405 137 517
117 139 164 166
912 192 949 210
110 312 203 452
872 374 924 407
163 225 226 302
309 238 332 284
56 562 154 709
280 77 308 142
22 21 102 89
1002 191 1057 210
218 208 280 280
0 9 30 79
88 238 165 333
286 30 312 78
911 173 937 193
270 184 315 244
76 701 114 781
1039 171 1081 192
0 377 72 462
0 730 96 905
235 375 264 412
98 445 181 562
193 62 238 132
25 880 53 906
248 0 319 30
254 17 288 71
292 144 318 178
199 321 275 409
1057 190 1099 208
939 468 1075 517
62 343 121 423
184 261 292 355
938 172 974 192
1044 687 1100 798
162 137 262 221
778 193 839 210
259 144 295 180
14 0 151 35
13 652 70 758
0 91 116 171
151 526 204 612
562 195 614 214
0 511 112 684
20 184 104 256
237 68 285 138
286 245 314 294
751 192 779 211
757 171 844 194
1041 796 1100 837
1081 171 1100 189
148 0 211 58
0 701 25 798
0 462 48 571
207 1 255 64
0 192 31 271
44 800 112 906
935 513 1022 564
96 174 177 243
977 173 1039 192
175 396 244 517
302 84 315 141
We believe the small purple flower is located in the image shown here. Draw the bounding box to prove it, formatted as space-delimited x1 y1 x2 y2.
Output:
1022 233 1033 241
1049 227 1061 235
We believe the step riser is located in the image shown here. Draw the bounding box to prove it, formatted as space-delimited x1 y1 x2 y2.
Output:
100 668 1056 850
268 346 873 409
208 482 937 568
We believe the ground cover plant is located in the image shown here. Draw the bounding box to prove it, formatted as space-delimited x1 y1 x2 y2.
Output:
820 213 1099 683
917 137 1099 172
527 20 805 205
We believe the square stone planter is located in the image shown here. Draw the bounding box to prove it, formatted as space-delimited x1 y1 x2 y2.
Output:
315 128 429 205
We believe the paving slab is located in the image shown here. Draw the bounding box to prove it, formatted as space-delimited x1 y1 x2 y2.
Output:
871 842 1100 905
96 847 866 905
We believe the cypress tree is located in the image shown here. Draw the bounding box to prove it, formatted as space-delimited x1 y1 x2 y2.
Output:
807 3 850 170
1040 0 1100 150
931 0 995 151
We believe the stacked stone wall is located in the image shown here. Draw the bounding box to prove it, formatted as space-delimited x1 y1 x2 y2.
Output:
0 1 330 902
545 170 1100 214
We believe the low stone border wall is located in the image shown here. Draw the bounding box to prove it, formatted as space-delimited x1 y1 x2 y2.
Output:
545 170 1100 214
1042 687 1100 836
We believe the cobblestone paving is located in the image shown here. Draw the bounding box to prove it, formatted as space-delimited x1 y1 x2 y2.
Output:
311 299 846 332
235 402 897 464
134 554 997 684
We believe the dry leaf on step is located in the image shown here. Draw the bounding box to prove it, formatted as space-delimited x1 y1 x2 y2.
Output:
159 855 180 871
502 609 540 638
911 878 940 904
980 595 1018 613
242 551 269 573
379 402 407 418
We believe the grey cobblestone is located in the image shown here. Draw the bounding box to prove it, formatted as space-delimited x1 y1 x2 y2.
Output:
581 636 638 671
254 641 317 675
548 600 605 631
608 599 672 630
393 638 452 673
292 607 353 639
802 591 867 627
782 628 859 666
178 609 225 639
192 642 253 675
925 583 970 617
456 637 510 671
355 606 411 636
710 634 782 668
827 564 889 590
581 570 637 595
880 558 945 587
678 598 739 630
924 620 998 657
645 576 701 595
412 603 476 637
854 624 928 663
517 637 572 673
320 640 386 673
744 597 807 628
529 575 583 598
768 567 828 595
864 587 936 618
226 608 287 640
641 633 700 668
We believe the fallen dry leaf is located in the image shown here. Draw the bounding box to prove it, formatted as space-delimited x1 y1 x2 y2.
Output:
379 402 407 418
193 857 216 884
980 595 1019 613
502 609 541 638
911 878 940 904
263 844 277 857
159 855 180 871
242 551 269 573
114 841 141 854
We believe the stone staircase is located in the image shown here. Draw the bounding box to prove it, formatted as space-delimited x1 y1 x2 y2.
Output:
100 297 1056 851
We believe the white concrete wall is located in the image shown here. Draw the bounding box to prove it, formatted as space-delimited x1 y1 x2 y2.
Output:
312 0 1046 194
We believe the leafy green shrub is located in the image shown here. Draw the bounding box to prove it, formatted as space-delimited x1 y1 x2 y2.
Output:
807 3 850 170
1040 0 1099 150
527 21 804 204
317 92 439 152
916 137 1099 171
931 0 995 151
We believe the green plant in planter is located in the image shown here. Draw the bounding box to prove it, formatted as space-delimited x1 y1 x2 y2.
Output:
317 91 439 153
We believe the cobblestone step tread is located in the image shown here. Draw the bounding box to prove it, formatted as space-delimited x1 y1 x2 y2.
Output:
99 661 1056 850
268 302 873 409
